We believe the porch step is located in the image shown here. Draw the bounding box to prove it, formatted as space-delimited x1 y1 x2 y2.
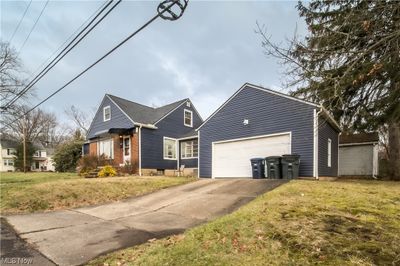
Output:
84 168 101 178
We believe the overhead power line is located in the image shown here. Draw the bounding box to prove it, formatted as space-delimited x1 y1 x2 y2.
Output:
2 0 118 110
17 0 50 55
2 0 189 129
8 0 33 43
27 0 110 83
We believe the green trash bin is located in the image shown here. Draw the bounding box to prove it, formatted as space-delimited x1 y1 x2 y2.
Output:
265 156 282 179
281 154 300 179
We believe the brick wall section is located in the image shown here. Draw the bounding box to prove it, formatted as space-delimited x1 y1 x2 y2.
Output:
113 135 123 165
89 142 97 156
131 133 139 173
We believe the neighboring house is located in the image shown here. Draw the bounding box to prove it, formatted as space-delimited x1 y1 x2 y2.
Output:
0 138 55 172
0 139 18 172
339 132 379 177
85 94 203 176
31 144 56 172
197 83 341 179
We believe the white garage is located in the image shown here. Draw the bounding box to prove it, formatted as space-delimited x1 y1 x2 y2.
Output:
212 132 291 178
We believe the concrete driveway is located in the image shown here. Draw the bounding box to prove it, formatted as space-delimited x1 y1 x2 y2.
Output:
5 179 286 266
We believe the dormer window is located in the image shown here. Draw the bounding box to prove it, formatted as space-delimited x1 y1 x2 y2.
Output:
103 106 111 121
184 109 193 127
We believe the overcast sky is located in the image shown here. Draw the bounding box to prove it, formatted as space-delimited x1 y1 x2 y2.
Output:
1 0 306 124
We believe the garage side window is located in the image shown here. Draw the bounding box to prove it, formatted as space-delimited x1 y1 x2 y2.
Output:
103 106 111 121
98 138 114 159
328 138 332 167
164 137 177 160
181 139 198 159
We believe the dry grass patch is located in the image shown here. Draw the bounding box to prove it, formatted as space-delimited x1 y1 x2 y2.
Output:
88 180 400 266
0 172 195 214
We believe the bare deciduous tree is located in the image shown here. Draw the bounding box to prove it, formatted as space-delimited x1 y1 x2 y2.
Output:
2 105 57 143
64 105 93 135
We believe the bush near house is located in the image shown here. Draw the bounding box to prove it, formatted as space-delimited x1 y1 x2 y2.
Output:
98 165 117 177
53 140 84 172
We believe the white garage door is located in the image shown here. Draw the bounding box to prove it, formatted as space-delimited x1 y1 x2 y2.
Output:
212 133 291 178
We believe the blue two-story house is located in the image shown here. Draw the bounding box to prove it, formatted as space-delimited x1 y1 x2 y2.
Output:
85 94 203 176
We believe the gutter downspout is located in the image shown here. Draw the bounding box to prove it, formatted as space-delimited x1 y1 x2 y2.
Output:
138 125 142 176
314 108 323 180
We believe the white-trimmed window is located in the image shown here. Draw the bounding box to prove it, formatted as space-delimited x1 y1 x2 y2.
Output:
184 109 193 127
327 138 332 167
98 138 114 159
103 106 111 121
163 137 177 160
181 140 198 159
4 159 14 166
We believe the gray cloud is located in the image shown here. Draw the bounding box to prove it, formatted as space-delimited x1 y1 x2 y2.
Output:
1 0 306 122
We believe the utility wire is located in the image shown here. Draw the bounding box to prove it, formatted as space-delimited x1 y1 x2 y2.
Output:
8 0 33 43
2 0 118 110
26 0 109 83
17 0 49 55
2 0 187 128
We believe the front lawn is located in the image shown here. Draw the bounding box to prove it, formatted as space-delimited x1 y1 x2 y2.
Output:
0 172 195 214
88 180 400 266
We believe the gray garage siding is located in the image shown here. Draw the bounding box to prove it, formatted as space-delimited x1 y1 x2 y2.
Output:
318 117 339 177
141 102 202 169
87 96 134 139
199 85 316 178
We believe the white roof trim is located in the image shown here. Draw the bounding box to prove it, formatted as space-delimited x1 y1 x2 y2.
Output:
196 83 320 131
154 100 187 125
154 99 203 126
320 107 341 132
86 96 108 139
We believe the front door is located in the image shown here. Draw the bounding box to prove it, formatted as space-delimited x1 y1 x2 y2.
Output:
123 136 131 164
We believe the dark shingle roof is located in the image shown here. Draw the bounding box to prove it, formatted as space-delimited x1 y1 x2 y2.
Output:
339 132 379 144
0 138 19 149
107 94 187 125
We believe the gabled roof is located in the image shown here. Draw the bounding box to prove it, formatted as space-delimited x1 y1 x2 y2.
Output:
107 94 188 125
340 132 379 145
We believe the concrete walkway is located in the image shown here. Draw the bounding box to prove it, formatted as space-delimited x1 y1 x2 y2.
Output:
5 179 286 266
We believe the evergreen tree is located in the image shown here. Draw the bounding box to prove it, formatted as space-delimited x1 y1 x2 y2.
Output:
258 0 400 179
14 142 35 171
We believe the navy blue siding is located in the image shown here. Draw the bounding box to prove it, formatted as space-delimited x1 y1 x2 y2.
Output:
87 96 133 139
141 101 202 169
199 86 316 177
318 117 339 176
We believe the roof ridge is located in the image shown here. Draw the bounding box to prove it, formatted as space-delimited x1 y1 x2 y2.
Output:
107 94 188 109
107 94 155 110
155 98 188 109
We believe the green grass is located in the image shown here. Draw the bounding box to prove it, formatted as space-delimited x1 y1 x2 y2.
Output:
88 180 400 266
0 172 195 214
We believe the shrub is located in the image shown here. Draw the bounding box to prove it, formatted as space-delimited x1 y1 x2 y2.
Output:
98 165 117 177
53 140 84 172
120 161 136 175
77 154 112 176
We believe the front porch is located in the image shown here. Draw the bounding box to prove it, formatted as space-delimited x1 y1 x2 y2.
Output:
86 127 139 173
